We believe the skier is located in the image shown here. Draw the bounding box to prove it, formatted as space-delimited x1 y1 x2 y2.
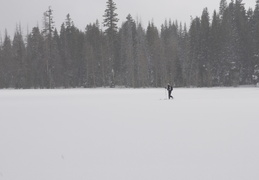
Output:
166 83 173 99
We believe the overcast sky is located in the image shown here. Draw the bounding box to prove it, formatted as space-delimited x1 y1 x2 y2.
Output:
0 0 256 37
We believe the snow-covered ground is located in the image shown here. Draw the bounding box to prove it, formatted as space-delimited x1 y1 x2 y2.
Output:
0 87 259 180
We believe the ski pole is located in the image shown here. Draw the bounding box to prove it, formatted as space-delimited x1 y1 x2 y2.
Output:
165 88 167 99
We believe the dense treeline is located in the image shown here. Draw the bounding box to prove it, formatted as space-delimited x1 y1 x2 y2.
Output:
0 0 259 89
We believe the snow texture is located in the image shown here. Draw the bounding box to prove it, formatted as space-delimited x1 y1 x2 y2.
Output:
0 88 259 180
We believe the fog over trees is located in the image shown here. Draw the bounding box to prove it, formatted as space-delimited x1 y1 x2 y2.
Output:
0 0 259 88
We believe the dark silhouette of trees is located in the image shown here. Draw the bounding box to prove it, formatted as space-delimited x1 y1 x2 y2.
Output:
0 0 259 89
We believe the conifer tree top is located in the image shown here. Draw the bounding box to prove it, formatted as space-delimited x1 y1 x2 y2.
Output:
103 0 119 35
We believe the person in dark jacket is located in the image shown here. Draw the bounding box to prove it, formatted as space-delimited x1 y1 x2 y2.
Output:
166 83 173 99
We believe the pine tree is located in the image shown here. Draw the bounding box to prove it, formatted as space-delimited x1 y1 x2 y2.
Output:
1 32 13 87
27 27 45 88
103 0 119 37
42 6 55 88
85 22 105 87
42 6 55 39
219 0 228 18
146 22 163 87
51 29 62 87
119 14 137 87
178 23 190 86
12 24 27 88
59 17 74 87
252 0 259 84
234 0 253 84
199 8 210 86
103 0 119 87
209 11 222 86
135 23 149 87
4 32 16 87
219 1 239 86
161 21 181 86
189 17 201 86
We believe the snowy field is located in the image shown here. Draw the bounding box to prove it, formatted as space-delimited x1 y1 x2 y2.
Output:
0 87 259 180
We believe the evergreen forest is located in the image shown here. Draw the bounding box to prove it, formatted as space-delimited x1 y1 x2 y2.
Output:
1 0 259 89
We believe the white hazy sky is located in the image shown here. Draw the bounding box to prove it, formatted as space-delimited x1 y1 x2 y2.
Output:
0 0 256 37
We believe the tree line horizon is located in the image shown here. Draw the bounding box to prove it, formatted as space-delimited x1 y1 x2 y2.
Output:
0 0 259 89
